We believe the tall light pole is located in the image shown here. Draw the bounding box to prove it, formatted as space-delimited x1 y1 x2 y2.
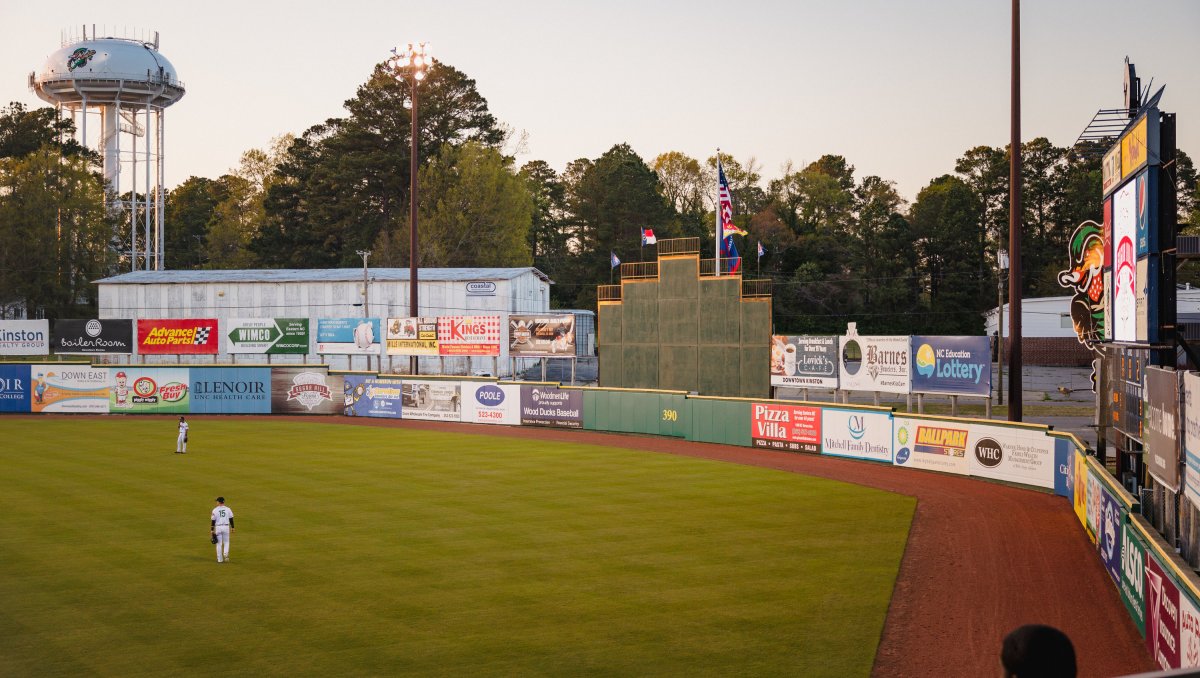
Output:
388 42 432 375
357 249 372 371
1008 0 1023 421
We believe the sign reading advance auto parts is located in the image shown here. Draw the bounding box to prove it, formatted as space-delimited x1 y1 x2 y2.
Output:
271 367 341 414
189 367 270 414
0 319 49 355
751 402 820 453
438 316 500 356
31 364 109 413
316 318 381 355
1145 367 1181 491
137 319 219 355
820 408 890 462
520 385 581 428
892 418 968 475
463 382 520 425
342 375 404 419
385 317 439 356
911 336 991 397
508 314 575 357
52 319 133 354
1185 372 1200 510
839 327 910 394
109 367 190 413
770 335 838 388
226 318 309 354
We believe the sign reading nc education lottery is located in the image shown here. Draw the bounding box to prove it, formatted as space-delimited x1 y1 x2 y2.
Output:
52 319 133 354
0 319 50 355
226 318 310 354
137 319 219 355
910 336 991 396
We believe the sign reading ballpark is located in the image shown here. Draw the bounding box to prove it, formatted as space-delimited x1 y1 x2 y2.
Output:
385 317 439 356
137 319 219 355
0 320 50 355
316 318 382 355
226 318 310 355
52 319 133 354
508 314 576 357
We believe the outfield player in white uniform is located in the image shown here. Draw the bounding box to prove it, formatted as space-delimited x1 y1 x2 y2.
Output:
176 416 189 454
210 497 235 563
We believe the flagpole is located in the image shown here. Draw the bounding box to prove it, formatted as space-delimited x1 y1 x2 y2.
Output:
715 148 722 277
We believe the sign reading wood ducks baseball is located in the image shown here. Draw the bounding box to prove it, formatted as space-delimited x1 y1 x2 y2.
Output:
315 318 381 355
29 364 109 413
385 317 439 356
226 318 310 354
838 324 910 394
1185 372 1200 510
137 319 219 355
270 367 342 414
910 336 991 396
508 314 575 357
52 319 133 354
437 316 500 356
770 335 839 388
0 319 49 355
1145 367 1182 491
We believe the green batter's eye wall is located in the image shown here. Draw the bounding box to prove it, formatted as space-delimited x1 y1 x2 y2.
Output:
598 239 772 398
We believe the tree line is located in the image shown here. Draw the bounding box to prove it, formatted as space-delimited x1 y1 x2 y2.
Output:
2 57 1197 334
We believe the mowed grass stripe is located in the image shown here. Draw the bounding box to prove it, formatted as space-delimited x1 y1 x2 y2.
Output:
1 419 914 677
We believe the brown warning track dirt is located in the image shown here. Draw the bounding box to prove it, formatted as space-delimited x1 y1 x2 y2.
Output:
58 414 1156 676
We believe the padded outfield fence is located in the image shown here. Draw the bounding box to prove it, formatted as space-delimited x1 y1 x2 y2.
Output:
0 361 1190 670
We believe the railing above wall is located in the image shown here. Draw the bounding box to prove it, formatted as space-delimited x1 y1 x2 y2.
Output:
699 258 742 277
597 285 622 302
656 237 701 256
741 279 772 298
620 261 658 279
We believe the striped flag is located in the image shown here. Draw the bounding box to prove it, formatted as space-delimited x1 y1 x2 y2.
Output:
718 163 747 239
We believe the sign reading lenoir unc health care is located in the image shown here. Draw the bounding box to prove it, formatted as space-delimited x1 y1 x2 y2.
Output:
137 319 219 355
0 320 50 355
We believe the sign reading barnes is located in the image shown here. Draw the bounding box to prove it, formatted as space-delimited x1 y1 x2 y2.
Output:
770 335 839 388
839 327 910 394
911 336 991 396
137 319 219 355
52 319 133 354
519 385 581 428
0 319 50 355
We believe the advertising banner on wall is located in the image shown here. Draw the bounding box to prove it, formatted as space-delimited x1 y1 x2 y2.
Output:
189 367 270 414
226 318 310 354
892 418 968 475
770 335 839 388
820 408 891 462
52 319 133 354
342 375 404 418
1086 468 1104 544
1185 373 1200 510
910 336 991 396
438 316 501 356
0 319 49 355
1146 553 1182 669
137 319 219 355
462 382 521 425
0 364 30 412
1093 472 1124 587
270 367 342 414
1073 449 1092 539
1112 179 1138 342
1145 367 1181 491
1121 521 1147 636
520 385 582 428
966 424 1056 489
28 364 109 413
508 314 576 357
385 317 439 356
401 380 462 422
1181 596 1200 670
316 318 381 355
839 330 910 394
751 402 820 453
108 367 190 413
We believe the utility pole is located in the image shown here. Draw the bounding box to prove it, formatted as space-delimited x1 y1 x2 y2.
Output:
357 249 371 371
998 249 1008 406
1008 0 1023 421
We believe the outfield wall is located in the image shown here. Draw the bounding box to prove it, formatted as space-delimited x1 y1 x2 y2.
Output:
2 361 1194 669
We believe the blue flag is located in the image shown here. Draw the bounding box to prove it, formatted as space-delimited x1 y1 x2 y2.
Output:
610 251 620 268
721 236 741 273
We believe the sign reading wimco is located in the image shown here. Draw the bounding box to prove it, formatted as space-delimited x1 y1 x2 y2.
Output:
0 319 49 355
52 319 133 354
911 336 991 396
226 318 310 354
1145 366 1181 491
770 335 838 388
838 325 910 394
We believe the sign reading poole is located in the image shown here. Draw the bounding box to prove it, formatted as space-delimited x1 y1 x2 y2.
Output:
463 382 520 425
316 318 381 355
0 319 49 355
911 336 991 396
226 318 309 354
52 319 133 354
137 319 219 355
520 385 582 428
770 335 838 388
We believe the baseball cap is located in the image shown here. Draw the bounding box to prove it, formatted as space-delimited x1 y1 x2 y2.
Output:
116 371 126 377
215 496 225 503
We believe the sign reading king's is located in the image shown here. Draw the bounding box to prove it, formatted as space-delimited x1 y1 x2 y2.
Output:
137 319 220 355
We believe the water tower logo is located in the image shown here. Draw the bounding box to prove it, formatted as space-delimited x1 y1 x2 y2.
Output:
67 48 96 71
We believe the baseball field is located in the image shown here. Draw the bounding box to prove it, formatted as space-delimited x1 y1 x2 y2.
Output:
2 418 914 677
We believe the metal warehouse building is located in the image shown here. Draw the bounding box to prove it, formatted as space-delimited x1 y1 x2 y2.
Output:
95 268 555 374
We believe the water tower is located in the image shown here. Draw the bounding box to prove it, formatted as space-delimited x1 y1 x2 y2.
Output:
29 26 186 271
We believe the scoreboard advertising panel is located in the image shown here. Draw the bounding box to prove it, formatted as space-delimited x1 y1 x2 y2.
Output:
137 319 219 355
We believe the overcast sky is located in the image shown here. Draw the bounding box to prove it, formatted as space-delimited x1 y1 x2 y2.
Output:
2 0 1197 202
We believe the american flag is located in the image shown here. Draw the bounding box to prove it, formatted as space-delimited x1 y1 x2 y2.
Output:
718 162 747 239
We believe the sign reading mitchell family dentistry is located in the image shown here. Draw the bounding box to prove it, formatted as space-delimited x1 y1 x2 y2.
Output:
910 336 992 397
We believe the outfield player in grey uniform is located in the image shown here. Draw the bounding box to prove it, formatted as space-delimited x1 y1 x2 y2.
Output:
210 497 235 563
176 417 189 454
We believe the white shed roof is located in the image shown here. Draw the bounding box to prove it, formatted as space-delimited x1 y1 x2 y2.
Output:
95 267 552 285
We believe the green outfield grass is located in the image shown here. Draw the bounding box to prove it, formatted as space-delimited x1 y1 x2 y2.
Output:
1 418 915 677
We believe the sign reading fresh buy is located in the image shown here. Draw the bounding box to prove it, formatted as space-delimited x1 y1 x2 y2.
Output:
911 336 991 396
438 316 500 356
751 402 820 453
0 319 50 355
137 319 219 355
226 318 309 354
109 367 190 413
